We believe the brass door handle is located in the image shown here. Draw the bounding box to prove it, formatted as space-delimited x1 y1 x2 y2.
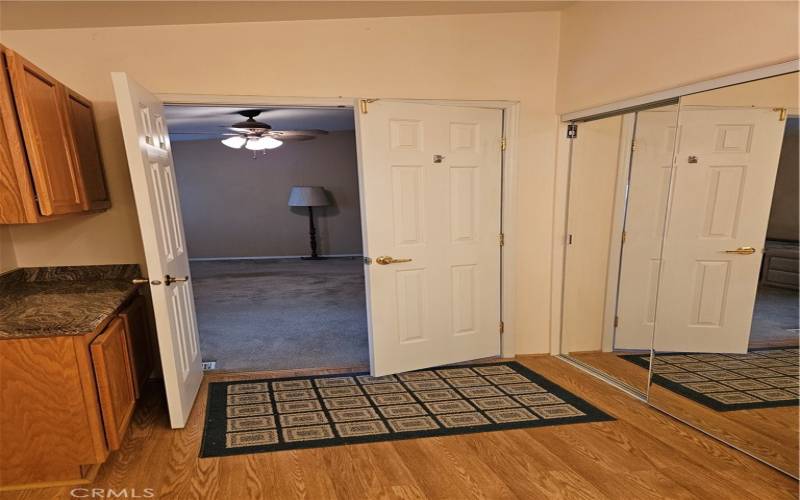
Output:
722 246 757 255
164 274 189 285
375 256 412 265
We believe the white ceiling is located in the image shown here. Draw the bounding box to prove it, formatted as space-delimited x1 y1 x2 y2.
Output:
165 105 355 142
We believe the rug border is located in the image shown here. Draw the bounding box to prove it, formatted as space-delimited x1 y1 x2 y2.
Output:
620 350 799 412
199 361 615 458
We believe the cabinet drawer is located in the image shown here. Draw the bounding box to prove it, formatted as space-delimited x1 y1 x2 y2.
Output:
90 317 136 451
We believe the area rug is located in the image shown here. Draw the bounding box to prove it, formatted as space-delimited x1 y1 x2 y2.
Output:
200 361 614 457
621 348 799 411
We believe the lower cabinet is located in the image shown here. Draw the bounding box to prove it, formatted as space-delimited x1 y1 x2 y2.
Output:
0 292 155 490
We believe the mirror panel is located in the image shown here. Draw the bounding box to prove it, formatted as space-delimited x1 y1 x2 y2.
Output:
647 72 799 477
562 104 679 394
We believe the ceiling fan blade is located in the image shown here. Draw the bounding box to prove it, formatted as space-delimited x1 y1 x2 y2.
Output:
171 132 238 136
268 129 329 138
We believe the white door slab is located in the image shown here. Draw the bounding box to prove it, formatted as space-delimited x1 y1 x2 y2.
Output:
112 73 202 428
614 108 680 350
654 107 787 353
357 101 503 376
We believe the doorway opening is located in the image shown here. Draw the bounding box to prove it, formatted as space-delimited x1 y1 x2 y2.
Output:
165 104 369 372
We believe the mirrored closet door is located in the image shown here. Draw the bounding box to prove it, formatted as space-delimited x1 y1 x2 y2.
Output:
647 72 798 477
561 69 798 477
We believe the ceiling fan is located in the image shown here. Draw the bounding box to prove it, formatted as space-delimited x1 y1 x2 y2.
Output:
169 109 329 157
219 110 328 152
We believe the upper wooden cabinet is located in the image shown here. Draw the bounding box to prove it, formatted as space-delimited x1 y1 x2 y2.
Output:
0 45 110 223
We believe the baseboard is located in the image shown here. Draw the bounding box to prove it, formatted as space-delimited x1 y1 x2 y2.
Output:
189 254 363 262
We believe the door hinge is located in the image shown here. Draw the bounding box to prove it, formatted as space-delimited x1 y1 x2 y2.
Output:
614 316 619 328
621 230 626 245
631 139 638 152
567 123 578 139
500 137 507 151
773 107 788 121
499 321 505 334
567 233 573 245
499 233 505 246
359 98 378 114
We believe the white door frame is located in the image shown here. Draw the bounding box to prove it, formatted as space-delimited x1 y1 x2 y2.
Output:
157 93 520 360
551 60 800 355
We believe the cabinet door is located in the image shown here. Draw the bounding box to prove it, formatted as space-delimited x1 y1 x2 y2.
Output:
65 89 110 211
119 295 154 399
0 50 38 223
91 317 136 451
5 49 86 216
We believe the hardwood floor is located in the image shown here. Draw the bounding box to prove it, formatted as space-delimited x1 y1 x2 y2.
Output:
3 355 797 499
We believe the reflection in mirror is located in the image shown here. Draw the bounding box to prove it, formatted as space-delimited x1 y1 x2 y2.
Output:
562 104 679 394
643 72 799 477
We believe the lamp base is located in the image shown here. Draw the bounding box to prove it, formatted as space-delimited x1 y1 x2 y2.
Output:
301 256 328 261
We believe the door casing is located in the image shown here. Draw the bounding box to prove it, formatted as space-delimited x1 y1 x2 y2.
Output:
157 93 520 361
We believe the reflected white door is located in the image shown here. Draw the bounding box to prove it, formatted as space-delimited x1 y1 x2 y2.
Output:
654 107 787 353
614 108 679 350
112 73 202 428
357 101 503 376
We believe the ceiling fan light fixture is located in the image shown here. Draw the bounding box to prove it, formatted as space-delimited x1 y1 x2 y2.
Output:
244 136 283 150
221 136 247 149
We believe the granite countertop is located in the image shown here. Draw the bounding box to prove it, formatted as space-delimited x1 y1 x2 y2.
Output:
0 264 141 339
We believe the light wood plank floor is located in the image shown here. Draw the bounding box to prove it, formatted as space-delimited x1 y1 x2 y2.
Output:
3 356 797 499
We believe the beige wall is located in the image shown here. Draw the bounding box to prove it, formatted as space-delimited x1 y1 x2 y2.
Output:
172 132 362 259
557 1 799 113
0 12 561 354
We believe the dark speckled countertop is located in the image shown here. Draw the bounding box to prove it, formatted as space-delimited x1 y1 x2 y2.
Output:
0 264 141 339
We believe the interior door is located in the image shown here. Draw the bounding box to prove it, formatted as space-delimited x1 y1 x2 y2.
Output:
112 73 202 428
357 100 503 376
614 108 679 350
653 107 787 353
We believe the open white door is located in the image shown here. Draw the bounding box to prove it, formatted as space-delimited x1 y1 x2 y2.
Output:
614 108 679 350
357 100 503 376
653 107 787 353
112 73 202 428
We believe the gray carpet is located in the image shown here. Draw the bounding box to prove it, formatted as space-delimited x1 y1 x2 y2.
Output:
190 258 369 372
750 285 799 347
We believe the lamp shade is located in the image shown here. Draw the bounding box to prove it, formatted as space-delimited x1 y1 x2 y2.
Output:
288 186 329 207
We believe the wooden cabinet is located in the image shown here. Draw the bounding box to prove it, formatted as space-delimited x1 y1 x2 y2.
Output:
0 45 109 223
91 318 137 451
0 292 155 489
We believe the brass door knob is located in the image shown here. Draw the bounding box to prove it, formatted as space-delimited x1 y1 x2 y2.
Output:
375 256 412 265
722 246 757 255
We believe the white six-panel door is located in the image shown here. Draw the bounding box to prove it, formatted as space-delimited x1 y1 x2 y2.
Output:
357 101 503 376
112 73 203 428
653 107 786 353
614 108 679 350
